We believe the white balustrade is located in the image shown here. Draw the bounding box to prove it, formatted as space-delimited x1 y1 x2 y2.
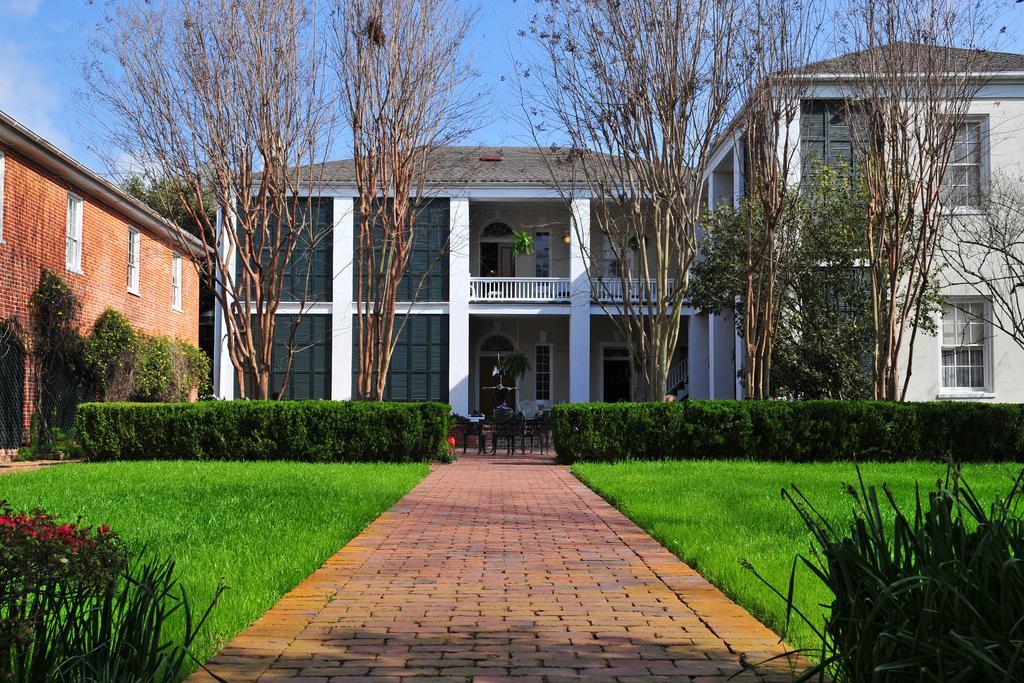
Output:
467 276 679 303
468 277 571 302
594 278 677 303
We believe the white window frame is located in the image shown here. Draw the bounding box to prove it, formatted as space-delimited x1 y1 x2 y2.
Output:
535 342 553 404
65 192 83 273
534 231 551 278
937 297 994 399
127 227 141 294
940 115 989 213
171 253 182 312
0 151 6 244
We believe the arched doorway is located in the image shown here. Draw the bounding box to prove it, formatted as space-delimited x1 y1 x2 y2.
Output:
477 332 516 416
479 222 516 278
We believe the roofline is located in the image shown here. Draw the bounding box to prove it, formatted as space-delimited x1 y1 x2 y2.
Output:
792 71 1024 83
0 109 204 257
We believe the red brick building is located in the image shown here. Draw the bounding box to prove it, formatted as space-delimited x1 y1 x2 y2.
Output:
0 110 202 455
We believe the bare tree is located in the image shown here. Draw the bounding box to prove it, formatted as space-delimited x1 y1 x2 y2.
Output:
333 0 480 401
524 0 743 400
840 0 996 400
83 0 335 399
731 0 823 399
944 173 1024 350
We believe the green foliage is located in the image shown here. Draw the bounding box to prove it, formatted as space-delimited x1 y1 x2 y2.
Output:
0 461 428 673
773 168 874 399
123 174 215 242
132 336 210 403
498 351 531 384
572 460 1019 659
0 503 216 682
552 401 1024 463
29 270 83 368
29 270 88 447
83 309 139 401
74 400 452 462
753 467 1024 681
689 167 874 399
511 230 535 257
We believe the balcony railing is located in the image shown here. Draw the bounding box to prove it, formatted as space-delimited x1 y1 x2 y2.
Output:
469 277 571 302
467 277 680 303
594 278 677 303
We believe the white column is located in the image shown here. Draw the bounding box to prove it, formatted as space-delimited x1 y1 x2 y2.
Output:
708 313 717 399
213 205 236 399
732 140 745 208
782 108 802 187
331 197 354 400
569 197 591 403
448 197 471 415
688 313 710 399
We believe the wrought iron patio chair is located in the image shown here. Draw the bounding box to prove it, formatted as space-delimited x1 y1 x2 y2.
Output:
489 412 520 455
455 415 485 454
522 411 552 454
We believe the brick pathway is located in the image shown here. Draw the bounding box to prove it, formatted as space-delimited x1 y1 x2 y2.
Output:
190 453 803 682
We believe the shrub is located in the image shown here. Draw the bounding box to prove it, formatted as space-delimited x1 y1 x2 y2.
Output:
0 503 221 682
75 400 452 462
749 468 1024 681
552 401 1024 463
133 335 210 402
83 309 139 401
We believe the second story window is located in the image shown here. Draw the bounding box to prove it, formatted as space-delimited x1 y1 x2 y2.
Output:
172 254 182 311
534 232 550 277
127 228 141 294
66 193 83 273
941 117 987 209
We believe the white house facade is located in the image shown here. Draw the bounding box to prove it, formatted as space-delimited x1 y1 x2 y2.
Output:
213 46 1024 408
706 46 1024 402
212 146 739 412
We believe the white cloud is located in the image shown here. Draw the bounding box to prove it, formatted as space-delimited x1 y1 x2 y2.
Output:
0 40 65 147
1 0 41 17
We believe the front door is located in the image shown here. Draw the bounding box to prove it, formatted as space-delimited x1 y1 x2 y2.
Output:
602 347 631 403
479 355 516 416
480 242 516 277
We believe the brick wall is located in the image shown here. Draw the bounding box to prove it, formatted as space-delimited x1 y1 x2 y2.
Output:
0 145 200 453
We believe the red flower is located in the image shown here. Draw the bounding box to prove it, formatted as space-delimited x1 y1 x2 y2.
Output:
446 436 456 446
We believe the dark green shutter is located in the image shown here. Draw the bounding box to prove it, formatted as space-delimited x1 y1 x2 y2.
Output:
801 100 858 177
269 314 331 400
353 199 450 303
352 314 448 402
236 198 333 303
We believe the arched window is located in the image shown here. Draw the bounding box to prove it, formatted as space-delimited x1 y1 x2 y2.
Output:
481 222 514 239
480 334 515 353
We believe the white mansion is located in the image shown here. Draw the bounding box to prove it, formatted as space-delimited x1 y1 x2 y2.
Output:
213 46 1024 410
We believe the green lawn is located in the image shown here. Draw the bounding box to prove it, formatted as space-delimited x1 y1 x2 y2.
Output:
0 460 428 672
572 460 1023 653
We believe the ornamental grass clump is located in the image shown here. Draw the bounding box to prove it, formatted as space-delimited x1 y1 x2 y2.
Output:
749 467 1024 682
0 502 222 682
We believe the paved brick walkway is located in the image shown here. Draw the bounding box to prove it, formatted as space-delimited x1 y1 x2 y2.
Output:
190 454 803 682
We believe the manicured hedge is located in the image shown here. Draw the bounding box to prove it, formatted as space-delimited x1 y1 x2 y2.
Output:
75 400 452 462
553 401 1024 463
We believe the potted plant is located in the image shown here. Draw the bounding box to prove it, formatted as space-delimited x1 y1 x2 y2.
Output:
498 351 531 389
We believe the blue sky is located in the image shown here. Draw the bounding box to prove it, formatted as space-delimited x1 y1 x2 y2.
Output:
2 0 1023 178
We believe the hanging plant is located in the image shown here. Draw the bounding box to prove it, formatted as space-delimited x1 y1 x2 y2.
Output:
498 351 531 386
512 230 535 256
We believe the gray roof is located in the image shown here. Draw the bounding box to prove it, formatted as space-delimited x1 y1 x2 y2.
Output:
798 42 1024 76
308 146 587 186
